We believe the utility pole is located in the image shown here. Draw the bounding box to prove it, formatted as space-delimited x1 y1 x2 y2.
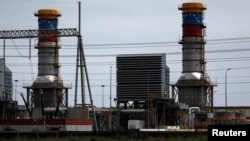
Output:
225 68 231 124
110 66 112 109
101 85 105 108
14 80 18 119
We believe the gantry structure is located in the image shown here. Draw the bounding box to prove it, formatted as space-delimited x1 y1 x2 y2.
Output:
0 28 78 38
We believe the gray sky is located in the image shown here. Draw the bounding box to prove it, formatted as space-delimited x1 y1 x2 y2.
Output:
1 0 250 107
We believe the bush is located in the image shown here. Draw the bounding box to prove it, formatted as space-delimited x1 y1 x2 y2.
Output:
2 125 16 131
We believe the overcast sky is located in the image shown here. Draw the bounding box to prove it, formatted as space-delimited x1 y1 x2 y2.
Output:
1 0 250 107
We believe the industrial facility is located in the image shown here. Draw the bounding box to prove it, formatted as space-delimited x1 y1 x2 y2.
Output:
0 9 92 132
0 2 249 133
0 58 13 119
116 53 170 129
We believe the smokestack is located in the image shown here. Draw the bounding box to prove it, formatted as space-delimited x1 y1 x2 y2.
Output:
31 9 64 108
178 2 206 80
172 2 216 110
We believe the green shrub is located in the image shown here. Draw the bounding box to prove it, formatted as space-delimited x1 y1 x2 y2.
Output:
2 125 16 131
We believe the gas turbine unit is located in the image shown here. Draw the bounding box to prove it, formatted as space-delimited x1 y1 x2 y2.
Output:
25 9 71 118
171 2 217 112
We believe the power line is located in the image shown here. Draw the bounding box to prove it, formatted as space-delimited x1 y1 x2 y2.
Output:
3 37 250 97
3 36 250 49
3 47 250 58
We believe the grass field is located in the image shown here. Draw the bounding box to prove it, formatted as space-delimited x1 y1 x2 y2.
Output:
1 134 208 141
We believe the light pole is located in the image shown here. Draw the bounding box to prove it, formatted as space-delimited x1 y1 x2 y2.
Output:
101 85 105 108
225 68 231 124
110 66 112 109
14 80 18 119
109 66 112 130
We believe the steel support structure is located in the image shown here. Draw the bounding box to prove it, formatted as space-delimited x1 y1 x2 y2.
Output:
0 28 79 39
